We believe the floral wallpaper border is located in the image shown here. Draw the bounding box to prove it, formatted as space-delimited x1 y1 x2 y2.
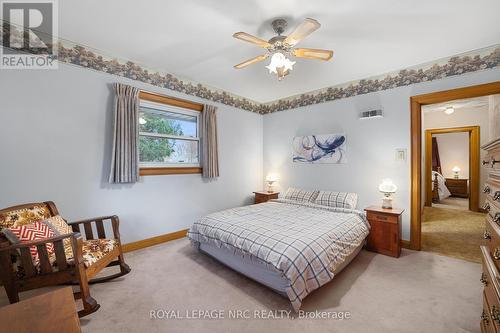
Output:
1 22 499 114
261 45 500 114
57 41 264 113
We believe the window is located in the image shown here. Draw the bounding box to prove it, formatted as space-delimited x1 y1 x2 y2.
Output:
138 91 203 175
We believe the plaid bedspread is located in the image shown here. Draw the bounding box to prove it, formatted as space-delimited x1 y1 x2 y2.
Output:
188 199 370 311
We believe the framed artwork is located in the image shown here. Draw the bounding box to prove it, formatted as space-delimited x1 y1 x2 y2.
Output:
292 133 347 163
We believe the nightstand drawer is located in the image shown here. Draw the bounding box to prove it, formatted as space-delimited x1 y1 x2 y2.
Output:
366 211 398 224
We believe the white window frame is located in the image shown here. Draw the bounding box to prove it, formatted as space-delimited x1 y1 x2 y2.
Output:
138 99 200 168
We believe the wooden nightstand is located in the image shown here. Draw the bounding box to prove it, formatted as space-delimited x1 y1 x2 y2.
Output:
445 178 469 198
364 206 404 258
253 191 279 204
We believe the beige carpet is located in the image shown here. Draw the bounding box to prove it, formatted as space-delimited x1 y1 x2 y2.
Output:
422 206 485 263
0 239 481 333
433 197 469 211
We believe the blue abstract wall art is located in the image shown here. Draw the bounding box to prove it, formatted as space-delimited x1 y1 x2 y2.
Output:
292 134 347 164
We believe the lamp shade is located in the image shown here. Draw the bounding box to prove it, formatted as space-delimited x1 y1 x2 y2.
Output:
266 52 295 74
266 174 279 183
452 166 461 172
379 179 397 194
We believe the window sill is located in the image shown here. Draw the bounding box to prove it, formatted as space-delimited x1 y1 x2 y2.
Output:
139 167 202 176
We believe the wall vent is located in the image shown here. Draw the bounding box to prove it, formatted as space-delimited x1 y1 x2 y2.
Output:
359 109 383 119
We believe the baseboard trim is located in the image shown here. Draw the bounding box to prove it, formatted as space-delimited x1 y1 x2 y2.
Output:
122 229 189 253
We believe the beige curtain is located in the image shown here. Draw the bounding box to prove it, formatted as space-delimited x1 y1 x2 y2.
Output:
201 105 219 179
108 83 140 183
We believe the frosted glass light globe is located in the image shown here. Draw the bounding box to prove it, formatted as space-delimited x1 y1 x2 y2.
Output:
266 52 296 74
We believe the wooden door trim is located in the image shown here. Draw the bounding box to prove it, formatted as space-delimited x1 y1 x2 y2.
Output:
424 126 480 211
410 81 500 251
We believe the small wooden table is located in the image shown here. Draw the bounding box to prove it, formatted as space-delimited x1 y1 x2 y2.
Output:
253 191 279 204
0 287 81 333
364 206 404 258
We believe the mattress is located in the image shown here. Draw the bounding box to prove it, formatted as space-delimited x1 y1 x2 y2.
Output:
199 240 365 297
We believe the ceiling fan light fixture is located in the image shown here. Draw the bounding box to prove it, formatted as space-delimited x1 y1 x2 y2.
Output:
266 52 295 75
232 18 332 81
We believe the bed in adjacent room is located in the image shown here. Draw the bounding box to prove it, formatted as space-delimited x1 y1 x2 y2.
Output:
432 170 451 202
187 188 370 312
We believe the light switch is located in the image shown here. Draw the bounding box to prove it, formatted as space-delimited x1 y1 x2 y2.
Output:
395 148 407 161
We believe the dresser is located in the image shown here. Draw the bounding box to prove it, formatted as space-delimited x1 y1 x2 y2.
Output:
480 137 500 333
445 178 469 198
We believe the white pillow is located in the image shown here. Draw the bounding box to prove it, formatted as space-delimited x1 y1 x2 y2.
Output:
283 187 319 203
314 191 358 209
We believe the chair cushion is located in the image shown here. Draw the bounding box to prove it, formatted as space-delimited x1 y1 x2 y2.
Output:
81 239 118 268
12 238 118 277
43 215 73 234
3 221 56 260
41 215 74 259
0 205 52 229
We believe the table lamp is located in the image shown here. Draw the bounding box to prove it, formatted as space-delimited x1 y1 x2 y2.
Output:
265 174 278 193
379 179 397 209
452 166 460 179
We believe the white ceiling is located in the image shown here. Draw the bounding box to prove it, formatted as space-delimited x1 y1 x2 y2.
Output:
59 0 500 103
423 96 490 113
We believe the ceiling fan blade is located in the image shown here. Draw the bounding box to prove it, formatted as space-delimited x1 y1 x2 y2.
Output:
233 54 269 69
293 48 333 61
233 32 271 48
284 18 321 46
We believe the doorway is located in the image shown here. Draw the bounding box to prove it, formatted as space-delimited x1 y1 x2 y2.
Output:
409 81 500 251
424 126 480 212
422 125 483 262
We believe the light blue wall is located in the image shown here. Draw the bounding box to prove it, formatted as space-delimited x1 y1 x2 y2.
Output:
1 60 498 243
0 63 264 243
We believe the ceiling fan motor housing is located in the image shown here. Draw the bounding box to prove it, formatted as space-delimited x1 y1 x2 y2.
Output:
271 19 288 35
269 19 292 54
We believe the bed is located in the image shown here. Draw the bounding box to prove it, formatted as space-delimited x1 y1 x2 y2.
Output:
187 191 370 312
432 170 451 202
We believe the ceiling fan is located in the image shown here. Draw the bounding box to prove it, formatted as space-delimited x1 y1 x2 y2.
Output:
233 18 333 80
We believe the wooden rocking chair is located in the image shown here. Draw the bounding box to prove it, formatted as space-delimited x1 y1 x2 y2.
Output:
0 201 131 317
